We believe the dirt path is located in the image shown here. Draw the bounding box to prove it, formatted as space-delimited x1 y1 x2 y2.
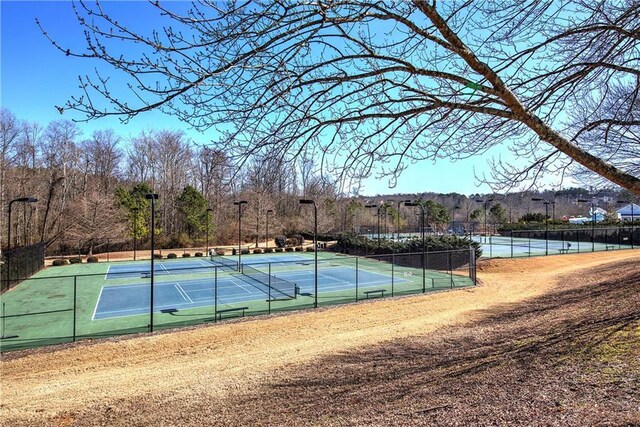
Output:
1 250 638 425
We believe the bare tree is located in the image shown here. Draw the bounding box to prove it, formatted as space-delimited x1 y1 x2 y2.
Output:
38 120 82 245
82 129 123 194
39 1 640 195
0 109 22 247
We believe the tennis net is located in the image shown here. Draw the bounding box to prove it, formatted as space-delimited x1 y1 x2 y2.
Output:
209 255 237 270
240 264 297 299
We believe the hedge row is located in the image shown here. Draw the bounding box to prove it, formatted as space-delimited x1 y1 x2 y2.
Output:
335 233 482 258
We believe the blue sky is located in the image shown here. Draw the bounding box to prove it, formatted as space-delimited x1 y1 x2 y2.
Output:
1 1 522 196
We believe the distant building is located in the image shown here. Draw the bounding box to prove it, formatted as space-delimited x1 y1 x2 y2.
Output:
616 203 639 222
569 207 607 224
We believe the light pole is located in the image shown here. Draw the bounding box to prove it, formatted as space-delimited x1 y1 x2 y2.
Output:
265 209 273 249
396 200 411 241
406 201 426 292
132 208 139 261
365 204 380 246
578 199 596 252
144 193 158 332
475 198 493 243
617 200 634 249
531 198 551 255
7 197 38 250
299 199 318 308
233 201 247 270
205 208 212 255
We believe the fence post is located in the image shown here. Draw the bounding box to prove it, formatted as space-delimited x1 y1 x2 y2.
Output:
391 253 394 297
510 230 513 258
449 252 453 288
355 256 359 302
268 263 272 315
214 267 218 323
422 250 426 293
73 276 77 342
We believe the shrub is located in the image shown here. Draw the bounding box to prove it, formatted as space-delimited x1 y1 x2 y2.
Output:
153 253 163 259
290 234 305 246
232 248 237 255
216 249 226 256
167 253 178 259
68 257 82 264
241 249 250 255
86 256 99 263
305 246 315 252
275 247 284 253
285 247 294 252
253 248 263 254
194 252 203 257
264 248 274 253
295 247 303 252
52 259 68 266
182 253 191 258
274 235 287 248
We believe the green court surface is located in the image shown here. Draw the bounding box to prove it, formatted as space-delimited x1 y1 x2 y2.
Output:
0 252 474 352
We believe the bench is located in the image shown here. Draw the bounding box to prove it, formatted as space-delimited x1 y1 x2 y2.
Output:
364 289 386 299
606 245 616 250
558 248 569 254
216 306 249 321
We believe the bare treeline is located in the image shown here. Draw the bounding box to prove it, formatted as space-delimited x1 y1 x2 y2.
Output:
0 108 343 254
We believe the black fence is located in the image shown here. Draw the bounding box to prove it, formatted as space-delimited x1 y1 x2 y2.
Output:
1 243 46 293
0 248 476 353
477 226 638 258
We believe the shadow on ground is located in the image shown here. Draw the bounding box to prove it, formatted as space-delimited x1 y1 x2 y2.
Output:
213 260 640 426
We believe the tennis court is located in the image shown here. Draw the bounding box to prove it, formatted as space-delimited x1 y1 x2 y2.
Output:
94 265 411 320
473 235 633 258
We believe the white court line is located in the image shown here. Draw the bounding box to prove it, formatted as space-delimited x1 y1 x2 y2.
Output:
92 286 106 320
228 278 254 294
94 300 208 320
104 265 111 281
160 263 169 273
175 283 194 303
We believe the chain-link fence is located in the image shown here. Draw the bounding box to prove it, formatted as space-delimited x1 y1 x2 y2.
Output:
1 242 46 293
480 226 638 258
0 248 476 352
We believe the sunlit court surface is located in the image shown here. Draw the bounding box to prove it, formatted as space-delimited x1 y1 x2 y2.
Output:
0 250 475 352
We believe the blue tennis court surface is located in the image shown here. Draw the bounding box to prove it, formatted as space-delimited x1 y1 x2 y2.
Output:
104 254 312 280
93 266 408 320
